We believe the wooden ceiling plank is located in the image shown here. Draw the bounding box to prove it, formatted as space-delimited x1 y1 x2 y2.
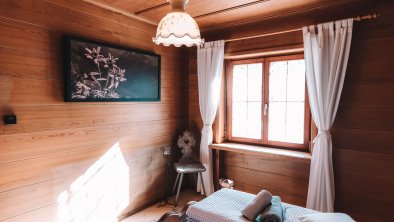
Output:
196 0 358 31
135 2 170 15
95 0 167 14
193 0 271 19
89 0 372 32
129 0 168 13
132 0 359 30
80 0 158 25
135 0 265 23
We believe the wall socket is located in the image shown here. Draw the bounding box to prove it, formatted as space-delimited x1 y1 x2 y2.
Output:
4 115 17 125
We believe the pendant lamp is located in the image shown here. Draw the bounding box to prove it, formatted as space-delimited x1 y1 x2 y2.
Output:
153 0 204 47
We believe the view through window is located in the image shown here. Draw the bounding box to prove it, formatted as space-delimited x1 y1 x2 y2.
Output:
227 55 310 149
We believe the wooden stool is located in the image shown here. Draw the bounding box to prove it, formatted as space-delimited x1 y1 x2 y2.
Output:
172 162 206 206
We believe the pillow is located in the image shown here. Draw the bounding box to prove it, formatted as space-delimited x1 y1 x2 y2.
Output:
298 213 355 222
241 190 272 221
258 196 283 222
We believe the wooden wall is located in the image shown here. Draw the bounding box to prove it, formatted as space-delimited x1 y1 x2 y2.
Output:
0 0 187 221
223 149 310 207
187 49 201 141
188 0 394 221
331 2 394 221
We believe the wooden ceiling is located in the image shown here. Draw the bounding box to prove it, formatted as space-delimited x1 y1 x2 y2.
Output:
92 0 360 31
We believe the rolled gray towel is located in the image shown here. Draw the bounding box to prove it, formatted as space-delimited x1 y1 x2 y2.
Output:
259 196 284 222
241 190 273 221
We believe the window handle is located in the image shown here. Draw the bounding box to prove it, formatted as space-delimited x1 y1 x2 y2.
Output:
264 103 268 116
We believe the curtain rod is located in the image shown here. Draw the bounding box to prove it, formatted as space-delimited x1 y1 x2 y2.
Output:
224 13 380 43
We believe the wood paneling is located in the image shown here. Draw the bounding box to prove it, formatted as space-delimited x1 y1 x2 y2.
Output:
202 0 375 41
224 151 310 180
226 165 309 198
234 182 307 206
187 49 203 139
330 2 394 221
0 0 187 221
209 143 311 206
0 135 173 193
94 0 365 32
225 30 303 53
334 107 394 131
188 1 394 221
345 60 394 84
331 128 394 154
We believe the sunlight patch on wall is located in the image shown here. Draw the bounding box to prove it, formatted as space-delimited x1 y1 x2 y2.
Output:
57 142 129 222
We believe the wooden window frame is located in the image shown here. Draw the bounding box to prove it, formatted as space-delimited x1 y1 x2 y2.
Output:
226 58 265 145
226 54 311 150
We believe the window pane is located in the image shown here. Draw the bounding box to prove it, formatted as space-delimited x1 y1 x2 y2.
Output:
231 62 262 140
233 65 247 101
232 101 247 121
287 60 306 102
268 59 306 145
268 102 286 142
247 102 262 139
269 61 287 101
286 102 305 143
232 120 247 138
247 63 262 101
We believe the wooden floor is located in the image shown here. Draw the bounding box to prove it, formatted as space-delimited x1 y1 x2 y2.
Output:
121 189 204 222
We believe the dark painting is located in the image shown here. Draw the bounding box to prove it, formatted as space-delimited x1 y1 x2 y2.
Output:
64 36 160 102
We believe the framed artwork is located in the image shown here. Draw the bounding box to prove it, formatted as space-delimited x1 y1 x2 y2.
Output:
63 36 161 102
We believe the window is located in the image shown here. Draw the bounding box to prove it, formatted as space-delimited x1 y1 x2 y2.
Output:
227 55 310 149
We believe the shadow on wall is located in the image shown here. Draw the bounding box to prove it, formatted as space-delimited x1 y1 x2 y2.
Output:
56 142 130 222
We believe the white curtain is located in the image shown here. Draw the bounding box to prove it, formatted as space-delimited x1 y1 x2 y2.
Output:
303 19 353 212
196 40 225 196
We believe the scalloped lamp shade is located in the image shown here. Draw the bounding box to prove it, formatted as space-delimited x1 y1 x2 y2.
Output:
153 12 204 47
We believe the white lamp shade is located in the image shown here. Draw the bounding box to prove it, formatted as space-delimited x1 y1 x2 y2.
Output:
153 12 204 47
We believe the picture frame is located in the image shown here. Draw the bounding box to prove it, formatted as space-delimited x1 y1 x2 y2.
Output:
63 36 161 102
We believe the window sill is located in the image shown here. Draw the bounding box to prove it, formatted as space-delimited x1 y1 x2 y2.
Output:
209 142 311 161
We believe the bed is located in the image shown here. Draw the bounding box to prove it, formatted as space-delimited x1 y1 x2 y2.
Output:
186 188 317 222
